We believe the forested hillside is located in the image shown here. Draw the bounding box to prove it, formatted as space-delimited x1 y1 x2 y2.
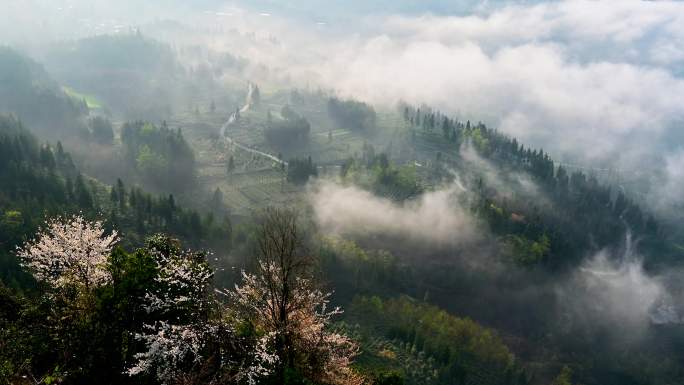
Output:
45 34 184 120
0 116 231 289
0 48 88 138
398 106 663 269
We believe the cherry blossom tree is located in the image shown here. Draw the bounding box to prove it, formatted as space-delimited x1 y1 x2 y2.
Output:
127 210 363 385
127 235 214 383
229 208 364 385
231 263 363 385
127 235 279 385
16 214 118 290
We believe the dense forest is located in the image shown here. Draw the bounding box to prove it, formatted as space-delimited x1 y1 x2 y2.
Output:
121 120 197 193
327 98 377 133
398 105 662 269
0 116 231 289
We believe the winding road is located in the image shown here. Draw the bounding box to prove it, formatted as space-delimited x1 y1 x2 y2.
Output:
220 83 287 166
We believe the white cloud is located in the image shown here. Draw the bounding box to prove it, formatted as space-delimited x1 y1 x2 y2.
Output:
383 1 684 62
463 143 551 202
557 233 682 334
650 150 684 213
313 37 684 167
310 181 479 246
266 1 684 207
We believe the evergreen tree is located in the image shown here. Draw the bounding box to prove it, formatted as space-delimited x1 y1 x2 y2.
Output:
75 174 93 209
227 155 235 174
211 187 224 212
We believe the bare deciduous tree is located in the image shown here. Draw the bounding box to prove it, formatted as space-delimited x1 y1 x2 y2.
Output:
256 207 312 342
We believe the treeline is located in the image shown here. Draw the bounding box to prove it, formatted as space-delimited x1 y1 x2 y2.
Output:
328 97 377 132
287 156 318 185
349 296 525 385
318 237 533 385
341 144 423 201
121 120 196 193
470 121 659 267
0 116 83 287
105 178 232 250
265 105 310 148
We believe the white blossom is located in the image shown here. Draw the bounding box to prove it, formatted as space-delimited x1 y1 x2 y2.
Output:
143 247 213 315
127 321 205 383
16 214 118 289
129 237 359 384
235 332 280 385
127 242 214 383
231 261 363 385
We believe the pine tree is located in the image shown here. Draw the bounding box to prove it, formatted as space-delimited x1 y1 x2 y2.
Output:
117 179 126 210
211 187 224 211
110 186 118 204
75 174 93 209
227 155 235 174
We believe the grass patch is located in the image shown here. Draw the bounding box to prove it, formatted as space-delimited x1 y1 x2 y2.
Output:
62 86 103 109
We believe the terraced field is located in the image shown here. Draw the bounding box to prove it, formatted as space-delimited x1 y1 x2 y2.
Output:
156 86 448 215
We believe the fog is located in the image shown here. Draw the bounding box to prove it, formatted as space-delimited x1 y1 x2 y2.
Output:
559 233 681 336
2 2 684 383
310 180 480 247
312 179 684 337
147 1 684 212
460 143 552 207
3 0 682 279
5 1 684 202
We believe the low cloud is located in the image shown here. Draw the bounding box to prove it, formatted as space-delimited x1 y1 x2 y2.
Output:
316 36 684 170
310 181 479 246
383 1 684 67
557 233 683 339
213 1 684 208
460 144 551 207
649 150 684 215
